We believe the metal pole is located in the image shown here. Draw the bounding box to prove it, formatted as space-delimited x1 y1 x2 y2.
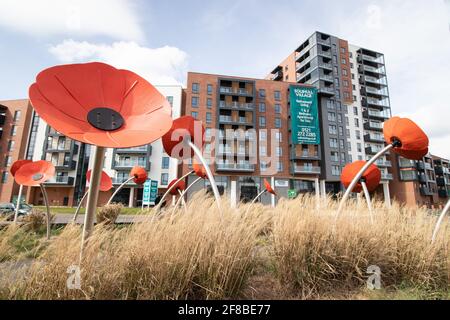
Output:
251 189 267 205
188 141 222 214
336 143 394 220
173 176 202 210
431 199 450 243
13 184 23 223
107 176 134 205
39 184 51 240
361 181 374 224
153 170 194 213
81 146 105 242
72 190 88 223
177 189 188 213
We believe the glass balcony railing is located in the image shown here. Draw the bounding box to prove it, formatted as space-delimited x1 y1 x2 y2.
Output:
219 102 254 110
114 160 146 167
216 162 255 171
219 87 251 95
293 166 321 174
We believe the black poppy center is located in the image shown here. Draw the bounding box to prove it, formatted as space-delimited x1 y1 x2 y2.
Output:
87 108 124 131
33 173 44 181
391 136 402 148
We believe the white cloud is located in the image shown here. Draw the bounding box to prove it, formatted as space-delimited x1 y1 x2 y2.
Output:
0 0 143 40
48 40 188 85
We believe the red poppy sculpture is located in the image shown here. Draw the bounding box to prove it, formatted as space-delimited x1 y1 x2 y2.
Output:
14 160 55 239
9 159 32 223
107 166 147 205
157 116 222 213
173 161 208 210
73 170 113 222
340 161 381 221
250 178 277 205
29 62 173 241
337 116 429 218
161 178 187 211
432 200 450 243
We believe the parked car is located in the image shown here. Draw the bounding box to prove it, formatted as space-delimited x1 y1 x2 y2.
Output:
0 203 33 221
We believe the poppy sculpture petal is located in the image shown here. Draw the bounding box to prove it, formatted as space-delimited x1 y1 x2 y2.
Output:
10 160 32 177
14 160 55 186
86 169 113 192
168 179 186 196
162 116 205 160
341 161 381 193
29 62 173 148
130 166 148 184
193 162 208 179
383 116 429 160
264 178 276 196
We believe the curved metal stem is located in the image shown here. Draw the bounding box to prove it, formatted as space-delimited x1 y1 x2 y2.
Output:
361 181 374 224
72 190 88 222
188 141 222 215
336 143 393 220
244 189 267 216
177 189 188 214
153 170 194 212
431 199 450 243
107 176 134 205
13 184 23 223
39 184 51 240
173 176 202 211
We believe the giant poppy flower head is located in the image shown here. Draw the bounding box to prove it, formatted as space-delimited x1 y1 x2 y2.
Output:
162 116 205 160
383 116 429 160
167 179 186 195
192 160 208 179
263 178 276 195
341 161 381 193
14 160 55 187
130 166 147 184
86 169 112 192
29 62 173 148
10 160 32 177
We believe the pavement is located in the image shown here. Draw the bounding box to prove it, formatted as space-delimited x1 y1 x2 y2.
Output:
0 214 153 226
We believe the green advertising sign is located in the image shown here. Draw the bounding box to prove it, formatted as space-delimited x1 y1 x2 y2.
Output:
289 86 320 145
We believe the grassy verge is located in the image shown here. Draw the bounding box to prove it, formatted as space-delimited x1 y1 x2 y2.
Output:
34 206 145 215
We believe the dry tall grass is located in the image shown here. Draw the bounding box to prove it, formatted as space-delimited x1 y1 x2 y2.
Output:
0 193 449 300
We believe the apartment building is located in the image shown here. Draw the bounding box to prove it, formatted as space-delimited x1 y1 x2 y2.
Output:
181 72 323 205
11 85 182 207
390 153 450 208
267 31 393 201
0 99 33 203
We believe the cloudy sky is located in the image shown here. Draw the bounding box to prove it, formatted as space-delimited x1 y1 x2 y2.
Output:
0 0 449 157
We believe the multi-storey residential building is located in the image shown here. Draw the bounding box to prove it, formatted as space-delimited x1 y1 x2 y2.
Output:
267 31 393 201
0 99 33 203
17 85 182 207
390 153 450 208
181 72 323 205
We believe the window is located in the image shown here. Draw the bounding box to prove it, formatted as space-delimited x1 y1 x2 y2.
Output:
333 66 338 75
338 126 344 136
4 156 12 167
340 47 346 53
340 153 346 163
160 173 169 185
259 146 267 156
349 52 353 58
166 96 173 106
7 140 14 151
331 165 340 176
207 98 212 109
342 69 348 76
337 114 342 123
334 77 340 87
348 154 353 162
345 117 349 125
328 112 336 122
1 172 8 183
13 110 21 122
348 142 352 151
207 84 213 95
274 90 281 101
330 138 338 148
191 96 198 107
329 125 337 135
259 116 266 127
259 102 266 112
331 151 339 161
333 55 338 63
162 157 170 169
259 130 267 141
205 128 212 139
276 147 282 156
350 62 354 68
344 92 350 99
191 111 198 119
356 130 361 140
206 112 212 124
275 104 281 114
260 161 268 172
353 95 357 102
343 80 349 87
259 89 266 98
357 143 362 153
275 132 282 142
353 107 358 115
275 118 281 128
327 100 335 109
339 139 345 149
354 118 359 127
351 73 355 79
277 162 283 172
341 58 346 64
192 83 199 93
10 125 17 136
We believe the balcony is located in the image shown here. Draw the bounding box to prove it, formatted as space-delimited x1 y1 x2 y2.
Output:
219 101 254 111
54 160 77 171
434 166 444 176
318 49 332 58
290 150 320 160
217 146 233 155
365 145 386 155
418 175 427 184
363 75 387 86
318 87 335 96
219 87 252 96
317 38 331 47
375 159 392 167
400 170 418 181
319 62 333 70
437 177 446 187
272 71 282 81
420 186 433 196
364 121 383 131
381 173 393 181
425 162 432 170
360 64 386 75
363 109 390 120
292 165 321 174
416 162 425 171
114 160 147 168
399 158 416 168
360 54 384 64
364 133 384 143
216 162 255 172
115 146 150 154
112 177 138 185
362 97 390 110
320 74 333 82
45 176 75 185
